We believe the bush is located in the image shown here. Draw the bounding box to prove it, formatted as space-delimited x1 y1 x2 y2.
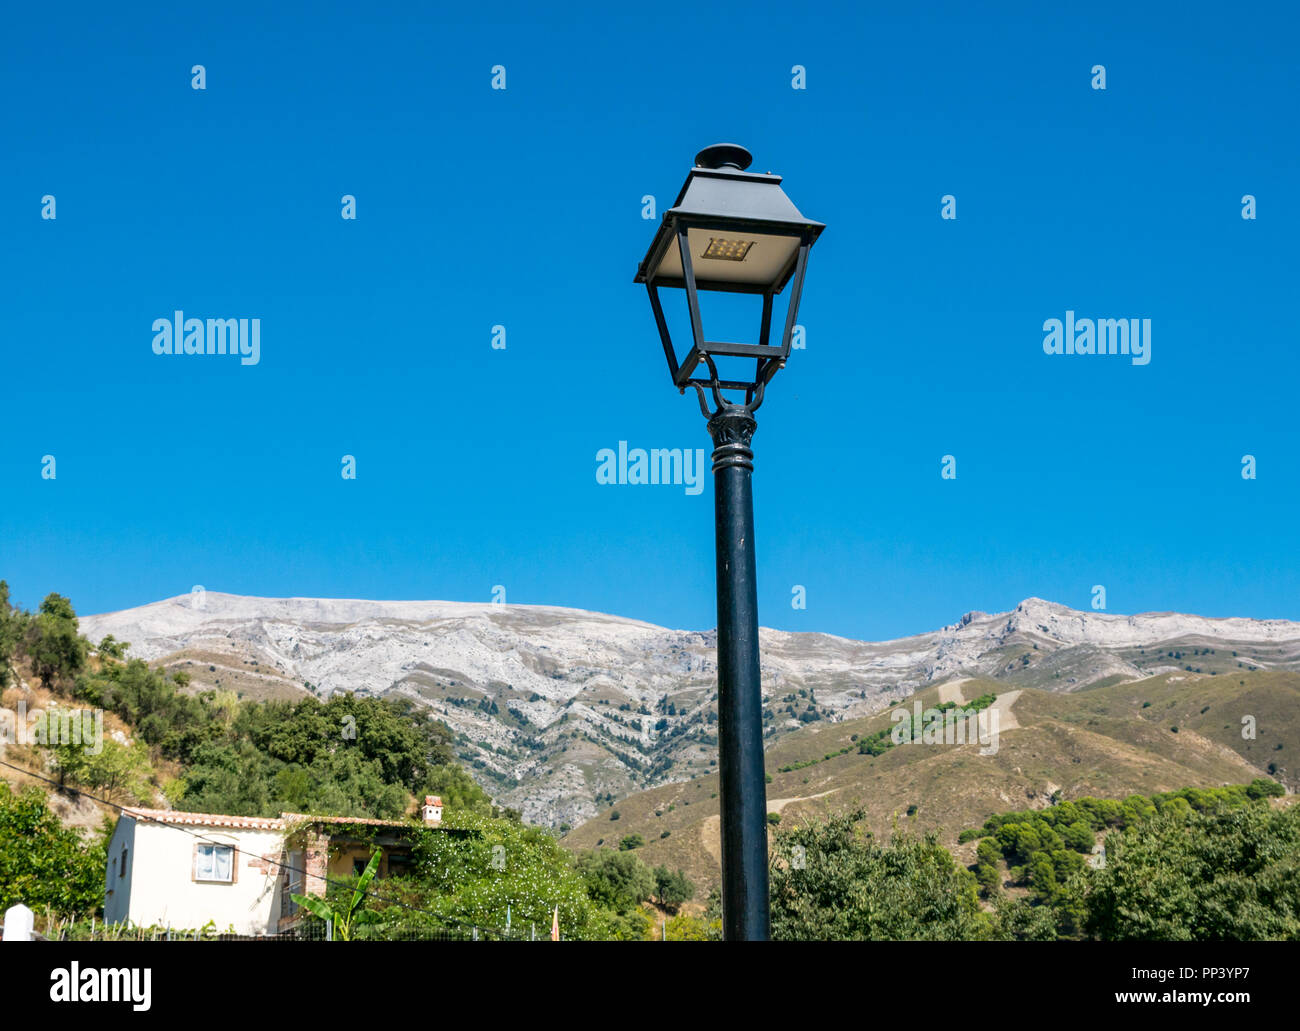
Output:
665 913 714 940
0 782 106 919
973 838 1002 896
576 849 654 914
991 897 1059 941
403 812 605 939
1060 821 1095 853
652 866 695 912
1087 803 1300 940
26 594 88 688
768 809 988 940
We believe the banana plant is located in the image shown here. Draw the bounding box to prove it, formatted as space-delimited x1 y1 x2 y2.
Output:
291 849 382 941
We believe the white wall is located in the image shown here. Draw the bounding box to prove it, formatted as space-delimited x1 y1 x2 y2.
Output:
106 817 286 935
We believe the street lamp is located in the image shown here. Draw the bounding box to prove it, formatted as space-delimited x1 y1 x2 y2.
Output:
634 144 824 941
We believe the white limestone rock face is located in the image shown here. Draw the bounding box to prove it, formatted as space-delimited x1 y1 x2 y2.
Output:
80 593 1300 826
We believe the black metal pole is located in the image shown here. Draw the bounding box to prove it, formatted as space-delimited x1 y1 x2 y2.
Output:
706 403 770 941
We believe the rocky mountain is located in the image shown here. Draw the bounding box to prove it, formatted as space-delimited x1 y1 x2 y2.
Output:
78 593 1300 827
563 670 1300 891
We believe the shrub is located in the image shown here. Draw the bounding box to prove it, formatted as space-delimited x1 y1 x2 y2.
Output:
652 866 695 912
1086 804 1300 940
768 809 988 941
0 783 106 919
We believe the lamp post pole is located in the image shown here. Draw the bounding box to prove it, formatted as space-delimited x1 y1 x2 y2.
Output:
707 403 770 941
634 143 823 941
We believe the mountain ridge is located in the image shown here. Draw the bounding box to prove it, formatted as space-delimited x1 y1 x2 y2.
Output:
78 593 1300 827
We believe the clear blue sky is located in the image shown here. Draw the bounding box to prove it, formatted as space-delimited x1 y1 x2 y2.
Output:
2 1 1297 640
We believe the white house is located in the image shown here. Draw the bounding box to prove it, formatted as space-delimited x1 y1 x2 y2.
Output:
105 797 445 935
105 809 289 935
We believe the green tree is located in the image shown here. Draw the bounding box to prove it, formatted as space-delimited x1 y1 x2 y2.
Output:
576 848 655 913
652 865 695 912
769 809 988 940
1246 777 1286 800
0 782 106 919
1060 820 1096 853
990 896 1059 941
405 813 604 938
1086 803 1300 940
973 837 1002 896
48 737 151 804
74 663 478 821
421 764 494 816
665 912 714 940
97 635 129 660
0 581 27 690
26 593 87 688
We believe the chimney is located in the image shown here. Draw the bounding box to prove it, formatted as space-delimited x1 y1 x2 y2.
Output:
420 795 443 826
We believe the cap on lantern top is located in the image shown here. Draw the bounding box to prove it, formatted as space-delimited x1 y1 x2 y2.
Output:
694 143 753 170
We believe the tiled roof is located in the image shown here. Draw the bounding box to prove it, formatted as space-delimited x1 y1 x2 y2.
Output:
122 807 427 831
122 808 285 830
281 812 417 829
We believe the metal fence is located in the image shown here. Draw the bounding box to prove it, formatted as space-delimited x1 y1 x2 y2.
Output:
5 903 552 941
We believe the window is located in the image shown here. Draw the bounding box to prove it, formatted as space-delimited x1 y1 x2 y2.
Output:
283 850 303 916
387 854 414 878
194 843 235 883
284 850 303 893
119 847 128 878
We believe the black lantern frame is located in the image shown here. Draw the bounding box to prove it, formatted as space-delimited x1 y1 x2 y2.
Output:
634 145 825 414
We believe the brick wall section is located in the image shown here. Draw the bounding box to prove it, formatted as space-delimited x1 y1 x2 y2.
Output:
303 829 329 898
247 853 279 873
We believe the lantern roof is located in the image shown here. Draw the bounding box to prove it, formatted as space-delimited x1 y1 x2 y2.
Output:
635 144 824 294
